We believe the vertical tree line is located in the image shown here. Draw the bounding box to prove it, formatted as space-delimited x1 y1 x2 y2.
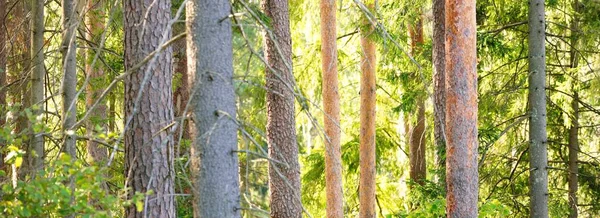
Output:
186 0 241 216
359 1 377 217
444 0 479 216
123 0 175 217
320 0 344 217
262 0 303 217
528 0 549 217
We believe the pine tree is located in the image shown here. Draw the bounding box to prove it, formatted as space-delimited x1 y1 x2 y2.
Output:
320 0 344 216
359 1 377 217
445 0 479 216
123 0 176 216
262 0 303 216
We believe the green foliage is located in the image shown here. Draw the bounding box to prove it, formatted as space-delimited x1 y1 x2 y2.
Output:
0 154 128 217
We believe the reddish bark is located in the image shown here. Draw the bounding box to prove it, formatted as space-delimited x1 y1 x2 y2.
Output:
320 0 344 217
445 0 479 216
359 1 377 217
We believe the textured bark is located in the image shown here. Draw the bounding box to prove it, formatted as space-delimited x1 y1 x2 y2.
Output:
445 0 479 217
568 93 579 218
320 0 344 217
30 0 46 175
123 0 175 217
262 0 302 217
432 0 446 189
186 0 242 217
7 0 31 179
0 0 7 174
527 0 549 217
86 0 108 163
61 0 78 158
408 16 426 185
359 2 377 217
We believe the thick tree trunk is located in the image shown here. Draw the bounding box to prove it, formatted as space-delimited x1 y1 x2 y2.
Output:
30 0 46 176
85 0 107 163
568 92 579 218
359 1 377 217
445 0 479 217
186 0 242 217
320 0 344 217
527 0 549 217
123 0 175 217
61 0 78 158
408 16 426 185
261 0 302 217
432 0 446 190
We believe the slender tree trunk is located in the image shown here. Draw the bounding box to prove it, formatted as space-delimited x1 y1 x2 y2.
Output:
320 0 344 217
123 0 175 217
527 0 549 217
85 0 107 163
61 0 78 158
445 0 479 216
262 0 302 217
30 0 46 176
567 2 580 216
0 0 7 175
408 16 426 185
186 0 242 216
432 0 446 190
568 92 579 218
7 0 31 180
359 1 377 217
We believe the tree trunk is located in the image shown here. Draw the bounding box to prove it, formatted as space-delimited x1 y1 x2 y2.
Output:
123 0 175 217
445 0 479 216
0 0 7 175
85 0 108 163
186 0 242 217
359 1 377 217
320 0 344 217
61 0 78 158
567 2 580 217
432 0 446 190
408 16 426 185
30 0 46 176
7 0 31 180
568 92 579 218
527 0 549 217
261 0 302 217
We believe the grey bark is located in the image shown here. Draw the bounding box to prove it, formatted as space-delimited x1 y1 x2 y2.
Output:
123 0 175 217
30 0 46 175
61 0 78 158
262 0 302 217
527 0 549 217
186 0 242 217
432 0 446 190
